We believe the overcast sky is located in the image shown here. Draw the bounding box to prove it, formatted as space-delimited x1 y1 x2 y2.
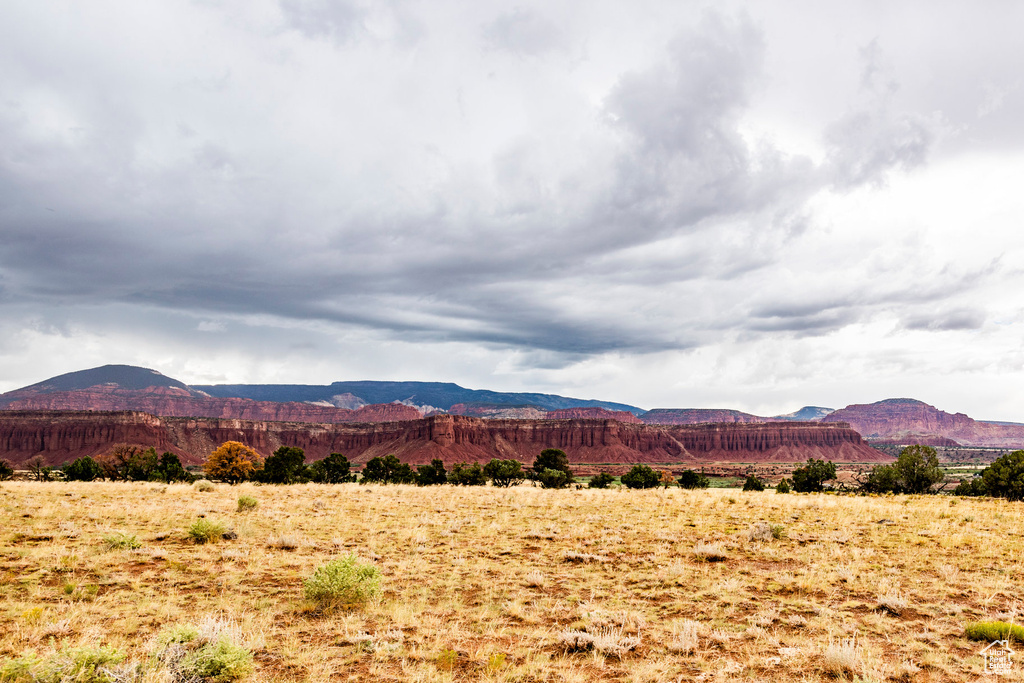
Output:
2 1 1023 418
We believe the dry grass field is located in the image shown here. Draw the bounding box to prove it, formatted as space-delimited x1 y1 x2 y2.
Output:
2 480 1024 682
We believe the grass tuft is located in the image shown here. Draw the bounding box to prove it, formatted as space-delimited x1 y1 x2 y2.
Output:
965 621 1024 643
303 553 382 611
101 532 141 551
236 495 258 512
188 518 227 544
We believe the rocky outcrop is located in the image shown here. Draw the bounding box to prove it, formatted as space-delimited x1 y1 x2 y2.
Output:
0 411 887 467
448 404 548 419
641 409 763 425
545 408 643 424
0 386 422 423
823 398 1024 448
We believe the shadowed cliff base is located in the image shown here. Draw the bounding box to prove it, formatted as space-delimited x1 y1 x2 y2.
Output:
0 411 887 468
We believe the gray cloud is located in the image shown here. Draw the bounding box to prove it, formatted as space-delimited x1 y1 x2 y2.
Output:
482 8 566 56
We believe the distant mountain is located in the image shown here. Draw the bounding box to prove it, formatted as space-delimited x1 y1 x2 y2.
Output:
7 364 198 396
192 380 644 414
823 398 1024 448
771 406 834 421
640 409 763 425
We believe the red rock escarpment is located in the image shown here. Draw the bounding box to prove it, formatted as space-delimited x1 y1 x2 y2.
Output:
0 386 421 423
448 404 548 419
823 398 1024 448
0 411 887 467
641 408 764 425
545 408 643 424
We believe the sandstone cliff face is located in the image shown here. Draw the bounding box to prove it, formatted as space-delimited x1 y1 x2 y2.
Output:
641 409 763 425
545 408 643 424
823 398 1024 448
0 386 421 423
0 411 887 467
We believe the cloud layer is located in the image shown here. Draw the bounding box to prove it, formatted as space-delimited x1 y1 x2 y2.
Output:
1 1 1023 418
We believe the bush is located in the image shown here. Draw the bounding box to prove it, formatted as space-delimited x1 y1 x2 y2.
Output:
742 474 765 492
775 478 791 494
102 532 141 551
204 441 262 485
791 458 836 493
677 469 710 489
63 456 106 482
621 464 661 489
360 455 416 484
193 479 215 492
448 462 487 486
0 459 13 481
864 445 943 494
188 519 227 544
308 452 354 483
416 459 448 486
1 644 124 683
953 476 987 497
483 459 525 487
154 620 253 683
589 472 615 489
304 554 382 610
861 463 900 493
980 450 1024 501
965 621 1024 643
531 449 574 488
236 495 258 512
155 452 192 483
257 446 308 484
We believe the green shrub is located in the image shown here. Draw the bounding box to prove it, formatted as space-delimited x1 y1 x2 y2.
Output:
775 478 791 494
63 456 106 482
588 472 615 489
193 479 215 492
102 532 141 551
415 459 448 486
677 470 710 489
0 645 124 683
742 474 765 492
308 452 354 484
188 519 227 544
153 622 253 683
179 639 254 682
236 496 258 512
621 464 661 489
953 477 986 497
448 462 487 486
0 459 14 481
770 524 787 540
483 459 525 487
980 450 1024 501
531 449 574 488
965 621 1024 643
304 553 382 610
791 458 836 492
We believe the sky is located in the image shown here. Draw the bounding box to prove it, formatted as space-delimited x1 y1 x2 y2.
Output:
2 1 1024 419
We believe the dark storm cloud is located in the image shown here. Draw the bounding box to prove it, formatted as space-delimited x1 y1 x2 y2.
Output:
0 0 1014 375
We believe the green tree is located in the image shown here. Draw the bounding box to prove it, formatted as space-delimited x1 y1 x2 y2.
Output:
155 452 192 483
259 446 308 484
63 456 106 482
416 459 448 486
0 459 13 481
531 449 573 488
775 477 791 494
677 469 710 489
953 476 987 497
448 461 487 486
621 464 661 489
742 474 765 492
980 450 1024 501
483 459 525 487
589 472 615 489
204 441 262 485
27 456 54 482
861 463 899 493
123 447 159 482
791 458 836 493
308 452 353 483
892 445 943 494
360 454 415 484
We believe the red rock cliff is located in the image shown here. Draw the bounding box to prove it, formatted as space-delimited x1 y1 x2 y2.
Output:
0 411 887 467
823 398 1024 448
0 386 421 423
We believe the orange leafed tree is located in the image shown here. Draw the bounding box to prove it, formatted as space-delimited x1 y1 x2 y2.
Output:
204 441 262 484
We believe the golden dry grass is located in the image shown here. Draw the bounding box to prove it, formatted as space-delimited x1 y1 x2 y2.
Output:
2 481 1024 681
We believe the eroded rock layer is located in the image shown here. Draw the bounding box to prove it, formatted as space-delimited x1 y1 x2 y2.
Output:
0 411 887 467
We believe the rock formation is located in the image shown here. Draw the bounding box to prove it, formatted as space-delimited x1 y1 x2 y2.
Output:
0 386 421 423
823 398 1024 448
545 407 643 424
0 411 887 468
641 408 764 425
